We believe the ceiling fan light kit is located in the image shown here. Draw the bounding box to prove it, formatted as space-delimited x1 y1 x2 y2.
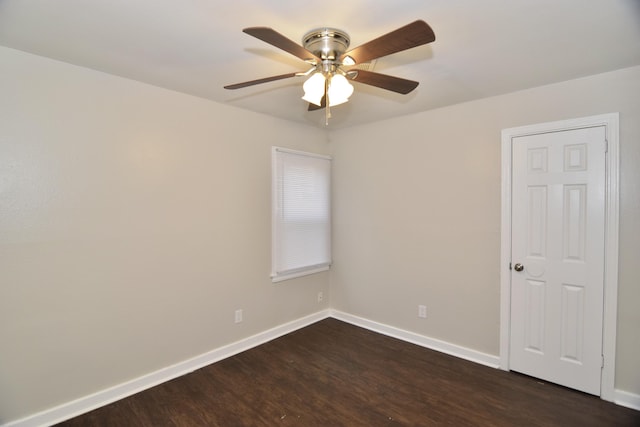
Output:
224 20 435 124
300 28 355 114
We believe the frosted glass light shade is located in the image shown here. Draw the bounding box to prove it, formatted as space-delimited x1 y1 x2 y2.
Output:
302 73 326 106
327 74 354 107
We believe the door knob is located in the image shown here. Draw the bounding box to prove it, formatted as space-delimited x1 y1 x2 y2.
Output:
514 263 524 272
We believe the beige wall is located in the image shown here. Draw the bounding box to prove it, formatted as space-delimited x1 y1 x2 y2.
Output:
0 47 330 422
1 43 638 423
329 66 640 395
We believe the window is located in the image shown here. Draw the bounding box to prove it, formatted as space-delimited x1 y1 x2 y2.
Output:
271 147 331 282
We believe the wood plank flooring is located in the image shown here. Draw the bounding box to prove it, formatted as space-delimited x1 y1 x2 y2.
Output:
58 318 639 426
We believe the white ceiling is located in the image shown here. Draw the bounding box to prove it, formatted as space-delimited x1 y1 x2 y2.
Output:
1 0 639 129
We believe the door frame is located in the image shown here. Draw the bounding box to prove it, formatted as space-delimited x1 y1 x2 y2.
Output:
499 113 619 401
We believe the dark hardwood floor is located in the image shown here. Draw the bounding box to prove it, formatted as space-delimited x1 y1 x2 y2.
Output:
58 318 639 426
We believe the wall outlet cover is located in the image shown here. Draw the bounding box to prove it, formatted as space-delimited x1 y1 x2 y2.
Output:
418 305 427 318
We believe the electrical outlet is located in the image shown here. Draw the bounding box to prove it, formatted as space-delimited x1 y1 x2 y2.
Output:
317 291 324 303
234 309 243 323
418 305 427 318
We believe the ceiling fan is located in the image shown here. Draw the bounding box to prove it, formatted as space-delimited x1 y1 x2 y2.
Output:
224 20 435 124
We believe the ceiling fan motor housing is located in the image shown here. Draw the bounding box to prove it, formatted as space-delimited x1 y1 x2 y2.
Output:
303 28 350 62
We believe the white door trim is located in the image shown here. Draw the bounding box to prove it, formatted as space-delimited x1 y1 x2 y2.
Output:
500 113 619 401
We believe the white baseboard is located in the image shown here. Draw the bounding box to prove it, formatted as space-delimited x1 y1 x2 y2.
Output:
3 310 331 427
5 309 636 426
329 311 640 412
329 310 501 368
614 389 640 411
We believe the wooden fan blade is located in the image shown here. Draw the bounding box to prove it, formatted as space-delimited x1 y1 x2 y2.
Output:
340 20 435 64
243 27 321 63
308 95 326 111
349 70 419 94
224 72 300 90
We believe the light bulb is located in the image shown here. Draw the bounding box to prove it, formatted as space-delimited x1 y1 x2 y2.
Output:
302 73 326 106
327 74 354 107
342 56 356 66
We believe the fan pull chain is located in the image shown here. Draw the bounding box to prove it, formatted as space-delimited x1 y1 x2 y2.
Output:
325 75 331 126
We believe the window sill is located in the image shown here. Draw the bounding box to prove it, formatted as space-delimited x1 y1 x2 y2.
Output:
271 265 330 283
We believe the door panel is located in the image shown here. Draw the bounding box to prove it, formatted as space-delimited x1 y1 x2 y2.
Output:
510 126 605 395
524 279 545 353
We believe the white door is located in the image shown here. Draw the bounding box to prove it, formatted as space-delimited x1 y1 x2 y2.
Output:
509 126 606 395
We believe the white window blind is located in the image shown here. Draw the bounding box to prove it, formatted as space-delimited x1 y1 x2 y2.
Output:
272 147 331 282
